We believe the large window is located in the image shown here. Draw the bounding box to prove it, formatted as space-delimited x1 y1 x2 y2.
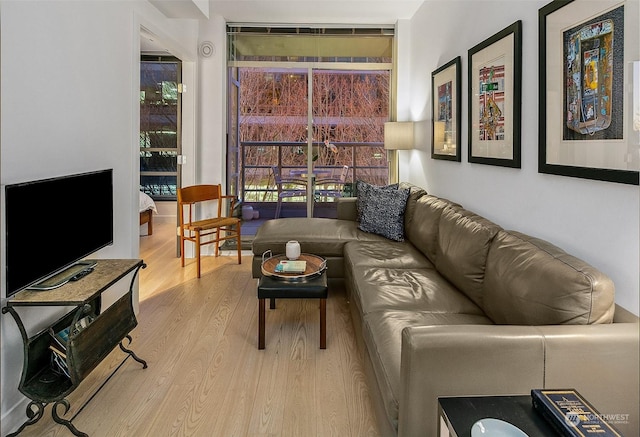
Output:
228 26 394 218
140 56 182 199
239 69 390 203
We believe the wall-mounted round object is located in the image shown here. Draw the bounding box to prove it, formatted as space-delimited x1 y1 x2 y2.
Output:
199 41 215 58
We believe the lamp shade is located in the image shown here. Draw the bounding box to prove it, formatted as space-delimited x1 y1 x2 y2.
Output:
384 121 415 150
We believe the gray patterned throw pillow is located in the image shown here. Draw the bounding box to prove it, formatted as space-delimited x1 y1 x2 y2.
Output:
356 180 399 222
358 185 410 241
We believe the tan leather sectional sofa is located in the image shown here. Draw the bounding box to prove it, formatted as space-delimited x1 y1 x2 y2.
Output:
251 183 639 437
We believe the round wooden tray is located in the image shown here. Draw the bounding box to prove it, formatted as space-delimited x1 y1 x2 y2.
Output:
261 251 327 281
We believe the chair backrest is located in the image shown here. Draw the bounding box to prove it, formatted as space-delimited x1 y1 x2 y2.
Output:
271 166 283 185
177 184 223 225
338 165 349 182
178 184 222 204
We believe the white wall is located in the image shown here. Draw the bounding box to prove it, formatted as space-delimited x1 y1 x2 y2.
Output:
197 15 227 187
0 1 198 433
400 0 639 315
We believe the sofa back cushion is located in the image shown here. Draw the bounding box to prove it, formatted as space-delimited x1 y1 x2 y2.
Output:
336 197 358 221
398 182 427 231
435 208 501 307
483 230 615 325
405 195 460 264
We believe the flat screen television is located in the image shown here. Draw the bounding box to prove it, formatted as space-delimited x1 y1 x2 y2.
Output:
4 169 114 297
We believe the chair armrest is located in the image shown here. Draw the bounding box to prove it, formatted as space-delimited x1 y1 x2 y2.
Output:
398 323 639 437
280 178 308 186
537 323 639 436
315 177 341 185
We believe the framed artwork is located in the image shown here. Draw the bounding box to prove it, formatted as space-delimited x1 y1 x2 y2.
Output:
468 21 522 168
539 0 639 185
431 56 461 161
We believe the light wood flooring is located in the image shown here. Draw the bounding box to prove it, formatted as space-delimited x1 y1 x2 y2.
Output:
17 220 381 436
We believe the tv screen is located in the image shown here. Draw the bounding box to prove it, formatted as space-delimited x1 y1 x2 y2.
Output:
4 169 114 297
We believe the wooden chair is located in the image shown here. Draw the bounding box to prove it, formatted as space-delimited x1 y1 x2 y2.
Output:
177 184 241 278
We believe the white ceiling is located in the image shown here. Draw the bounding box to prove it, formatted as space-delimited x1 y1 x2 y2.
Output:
208 0 425 24
142 0 425 54
150 0 425 24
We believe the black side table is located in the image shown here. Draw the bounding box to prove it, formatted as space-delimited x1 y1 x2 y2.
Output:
257 272 328 350
438 396 559 437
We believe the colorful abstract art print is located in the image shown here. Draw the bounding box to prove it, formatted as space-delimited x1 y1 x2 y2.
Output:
539 0 639 185
437 81 454 143
478 63 506 141
563 5 624 140
468 20 521 168
431 56 461 162
437 82 452 122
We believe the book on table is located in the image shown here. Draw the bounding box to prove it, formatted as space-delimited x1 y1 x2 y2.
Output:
275 260 307 273
531 388 622 437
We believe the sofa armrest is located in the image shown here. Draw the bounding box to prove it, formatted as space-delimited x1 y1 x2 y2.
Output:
336 197 357 221
398 323 639 437
538 323 639 437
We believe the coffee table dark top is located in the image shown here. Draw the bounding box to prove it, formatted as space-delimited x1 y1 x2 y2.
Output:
258 272 328 299
439 395 559 437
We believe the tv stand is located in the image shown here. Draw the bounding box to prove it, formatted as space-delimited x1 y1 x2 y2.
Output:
2 259 147 437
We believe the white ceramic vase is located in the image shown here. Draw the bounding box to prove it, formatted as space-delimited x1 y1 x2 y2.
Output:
241 205 254 221
286 240 301 260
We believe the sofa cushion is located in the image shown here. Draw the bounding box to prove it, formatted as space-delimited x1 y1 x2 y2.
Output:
355 180 398 222
362 310 494 429
251 217 388 257
483 230 615 325
398 182 428 231
336 197 358 221
359 185 410 241
435 208 502 308
344 240 434 272
405 195 462 264
349 267 485 316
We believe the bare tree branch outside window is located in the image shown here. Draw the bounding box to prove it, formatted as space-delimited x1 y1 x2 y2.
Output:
239 68 390 204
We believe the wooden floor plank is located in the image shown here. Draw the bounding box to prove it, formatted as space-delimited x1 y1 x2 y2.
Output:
282 359 317 437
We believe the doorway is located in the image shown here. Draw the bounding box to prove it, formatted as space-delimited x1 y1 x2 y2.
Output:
139 55 182 200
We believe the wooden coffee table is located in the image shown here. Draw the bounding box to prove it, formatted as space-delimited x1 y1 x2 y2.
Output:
258 253 328 349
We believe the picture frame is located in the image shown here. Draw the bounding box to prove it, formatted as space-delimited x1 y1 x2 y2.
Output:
468 21 522 168
431 56 461 161
539 0 639 185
